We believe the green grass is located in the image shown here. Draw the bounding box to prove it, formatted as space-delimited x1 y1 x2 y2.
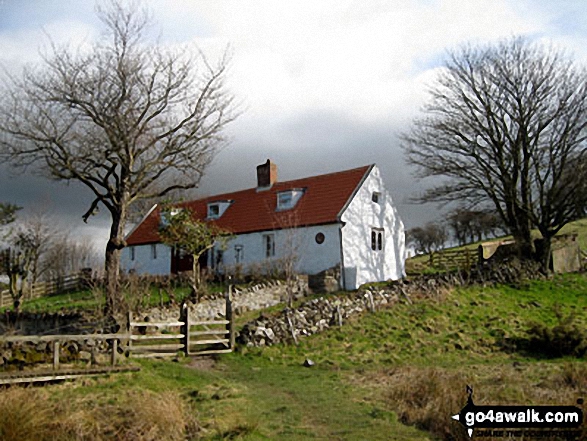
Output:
406 216 587 274
1 285 197 314
14 272 582 440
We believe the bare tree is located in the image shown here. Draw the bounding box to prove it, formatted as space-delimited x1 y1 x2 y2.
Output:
11 208 61 285
406 222 448 254
0 203 21 227
0 0 236 316
448 208 504 245
403 37 587 270
42 234 100 280
274 210 302 308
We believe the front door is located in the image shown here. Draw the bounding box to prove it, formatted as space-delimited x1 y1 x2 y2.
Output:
170 248 209 274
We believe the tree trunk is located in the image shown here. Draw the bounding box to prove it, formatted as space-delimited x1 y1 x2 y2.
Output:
104 206 127 318
538 235 553 274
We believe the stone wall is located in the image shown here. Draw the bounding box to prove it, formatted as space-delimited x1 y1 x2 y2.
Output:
140 278 309 323
238 259 548 347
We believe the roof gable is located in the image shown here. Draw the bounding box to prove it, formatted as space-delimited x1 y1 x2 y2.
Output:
126 165 372 245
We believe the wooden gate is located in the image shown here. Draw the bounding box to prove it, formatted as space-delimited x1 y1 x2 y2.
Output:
126 290 235 358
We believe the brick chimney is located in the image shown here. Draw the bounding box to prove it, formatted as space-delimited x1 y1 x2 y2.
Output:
256 159 277 189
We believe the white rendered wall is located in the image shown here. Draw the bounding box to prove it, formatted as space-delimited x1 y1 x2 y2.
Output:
213 223 342 276
340 166 405 290
120 243 172 275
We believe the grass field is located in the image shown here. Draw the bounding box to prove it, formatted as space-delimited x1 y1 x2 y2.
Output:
406 216 587 274
2 272 586 440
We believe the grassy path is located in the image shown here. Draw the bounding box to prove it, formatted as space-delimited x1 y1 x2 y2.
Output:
205 356 430 440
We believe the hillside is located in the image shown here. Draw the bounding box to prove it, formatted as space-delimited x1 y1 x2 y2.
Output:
1 272 585 440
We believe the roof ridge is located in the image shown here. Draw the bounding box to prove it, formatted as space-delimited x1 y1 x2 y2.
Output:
181 164 373 205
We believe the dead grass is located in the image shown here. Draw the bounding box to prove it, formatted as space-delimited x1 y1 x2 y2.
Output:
0 387 199 441
355 362 587 441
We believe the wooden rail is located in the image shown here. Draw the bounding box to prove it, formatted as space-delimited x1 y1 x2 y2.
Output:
0 285 236 385
0 333 124 370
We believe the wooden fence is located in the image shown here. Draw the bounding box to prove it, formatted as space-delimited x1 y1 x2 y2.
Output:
0 289 236 384
428 248 479 270
0 332 139 385
0 272 87 308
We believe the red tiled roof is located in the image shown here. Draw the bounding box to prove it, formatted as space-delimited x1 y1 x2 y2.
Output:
126 165 372 245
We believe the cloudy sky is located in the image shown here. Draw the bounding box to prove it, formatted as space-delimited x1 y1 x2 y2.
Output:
1 0 586 257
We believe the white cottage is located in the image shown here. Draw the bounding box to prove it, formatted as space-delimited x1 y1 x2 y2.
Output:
122 160 405 290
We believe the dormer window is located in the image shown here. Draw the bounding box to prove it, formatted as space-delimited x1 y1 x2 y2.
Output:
207 203 220 219
372 192 381 203
159 208 181 228
207 200 233 219
277 189 305 211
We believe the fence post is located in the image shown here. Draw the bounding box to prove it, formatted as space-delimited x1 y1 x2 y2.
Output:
181 301 190 356
126 311 133 356
111 339 118 366
53 341 60 370
225 280 235 350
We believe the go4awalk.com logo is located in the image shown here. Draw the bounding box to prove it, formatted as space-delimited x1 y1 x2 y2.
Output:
451 386 584 438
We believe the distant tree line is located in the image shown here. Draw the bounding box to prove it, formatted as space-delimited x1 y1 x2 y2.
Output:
407 209 505 254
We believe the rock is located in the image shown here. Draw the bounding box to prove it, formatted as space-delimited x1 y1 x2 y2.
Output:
264 328 275 341
79 350 92 362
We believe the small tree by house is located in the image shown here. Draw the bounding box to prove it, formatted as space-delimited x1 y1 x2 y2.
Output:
158 206 231 302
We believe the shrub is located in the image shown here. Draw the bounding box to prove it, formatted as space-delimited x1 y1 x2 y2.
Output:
525 311 587 358
384 367 471 441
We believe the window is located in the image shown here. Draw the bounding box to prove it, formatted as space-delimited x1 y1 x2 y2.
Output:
151 244 157 260
315 232 325 244
276 189 305 211
160 208 181 227
212 248 224 268
371 228 384 251
372 192 381 203
278 192 292 209
263 234 275 258
130 246 135 261
234 245 244 263
207 200 233 219
207 204 220 219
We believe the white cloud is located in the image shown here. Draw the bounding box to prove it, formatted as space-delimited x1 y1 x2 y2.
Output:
152 0 546 131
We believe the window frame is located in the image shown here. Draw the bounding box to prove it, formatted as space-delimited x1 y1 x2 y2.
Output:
371 228 384 251
207 203 220 219
263 234 275 258
234 244 244 264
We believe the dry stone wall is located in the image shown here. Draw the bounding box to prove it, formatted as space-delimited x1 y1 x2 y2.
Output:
238 259 547 347
141 279 308 323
